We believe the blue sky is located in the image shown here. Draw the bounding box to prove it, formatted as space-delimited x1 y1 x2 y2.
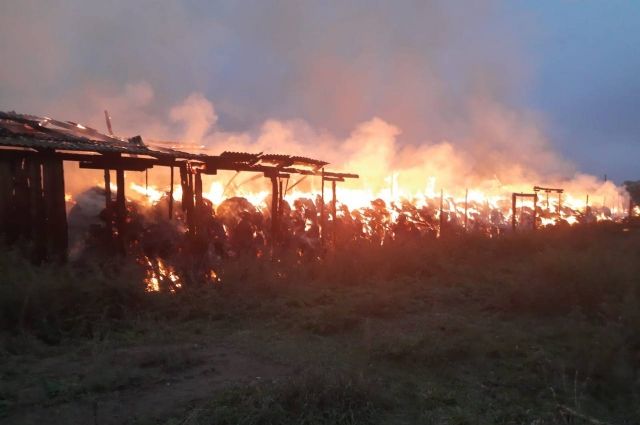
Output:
514 1 640 181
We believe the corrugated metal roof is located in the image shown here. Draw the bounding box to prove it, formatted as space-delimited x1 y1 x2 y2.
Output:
0 110 356 178
0 111 199 159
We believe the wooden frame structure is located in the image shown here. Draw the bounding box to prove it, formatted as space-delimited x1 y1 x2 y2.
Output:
533 186 564 213
0 111 358 262
511 192 538 231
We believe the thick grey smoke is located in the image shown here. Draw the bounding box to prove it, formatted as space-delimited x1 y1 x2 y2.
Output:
0 0 622 203
0 1 529 139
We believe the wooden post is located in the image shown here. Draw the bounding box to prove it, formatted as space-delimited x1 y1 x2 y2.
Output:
439 188 444 237
194 171 203 236
511 193 517 231
168 166 174 220
43 157 68 262
558 193 562 215
180 165 195 234
13 158 31 242
27 158 46 263
586 194 589 215
320 168 325 243
104 169 112 209
279 178 284 213
0 158 13 238
546 191 550 211
270 175 279 248
532 194 538 230
331 180 337 244
115 168 126 254
464 188 468 231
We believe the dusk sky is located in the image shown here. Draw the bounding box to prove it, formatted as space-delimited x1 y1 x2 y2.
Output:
1 1 638 182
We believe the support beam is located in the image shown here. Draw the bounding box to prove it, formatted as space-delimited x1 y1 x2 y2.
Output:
115 169 126 254
331 180 337 245
42 157 68 262
104 169 112 209
270 175 279 249
168 166 174 220
512 193 517 231
320 168 325 243
27 158 46 263
278 178 284 212
194 171 203 236
532 194 538 230
0 158 13 238
512 193 537 232
12 158 31 243
439 189 444 237
180 165 195 234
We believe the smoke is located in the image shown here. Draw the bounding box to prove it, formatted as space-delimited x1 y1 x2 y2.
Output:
0 0 625 204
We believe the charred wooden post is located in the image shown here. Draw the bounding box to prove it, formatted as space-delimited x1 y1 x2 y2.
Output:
512 193 538 232
180 165 195 234
270 174 279 247
115 168 126 255
439 188 444 237
28 158 46 263
13 158 31 243
168 166 174 220
320 168 325 243
331 180 337 244
42 156 68 262
0 158 14 239
279 178 284 214
511 193 517 231
532 193 538 230
104 169 112 209
194 170 203 236
533 186 563 219
558 192 562 213
585 194 590 214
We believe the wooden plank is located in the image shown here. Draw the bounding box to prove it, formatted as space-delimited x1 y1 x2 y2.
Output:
104 169 112 209
43 157 68 262
194 171 203 236
27 157 46 263
331 180 337 245
168 166 174 220
12 158 31 243
512 193 517 231
320 168 325 243
271 175 279 249
0 158 13 238
115 169 126 254
180 165 195 234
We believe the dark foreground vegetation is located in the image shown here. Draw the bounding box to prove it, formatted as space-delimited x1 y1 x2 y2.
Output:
1 223 639 424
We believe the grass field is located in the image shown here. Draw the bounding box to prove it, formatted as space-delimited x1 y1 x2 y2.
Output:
1 224 639 424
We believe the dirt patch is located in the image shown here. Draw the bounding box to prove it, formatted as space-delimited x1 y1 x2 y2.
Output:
2 340 290 425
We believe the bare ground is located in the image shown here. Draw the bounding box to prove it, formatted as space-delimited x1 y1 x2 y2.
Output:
1 326 291 425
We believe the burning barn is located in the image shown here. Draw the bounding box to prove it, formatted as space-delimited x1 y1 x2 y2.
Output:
0 111 358 268
0 110 632 290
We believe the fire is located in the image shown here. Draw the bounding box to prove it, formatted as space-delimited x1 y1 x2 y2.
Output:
125 174 625 233
143 256 182 292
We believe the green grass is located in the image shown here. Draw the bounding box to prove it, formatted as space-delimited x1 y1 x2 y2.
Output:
1 223 640 424
186 370 387 425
